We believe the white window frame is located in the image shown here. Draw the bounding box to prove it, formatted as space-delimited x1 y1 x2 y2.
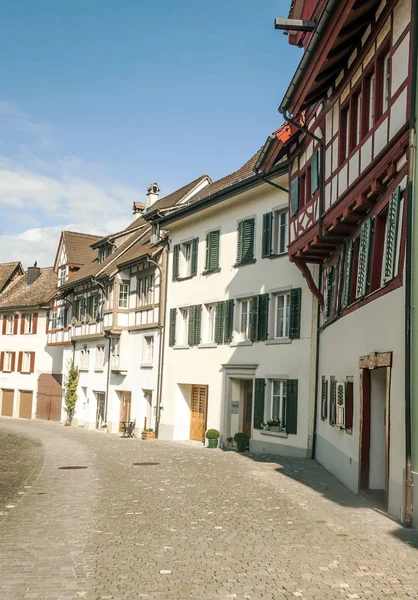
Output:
383 53 390 113
239 299 251 341
95 345 105 370
273 210 288 255
111 338 120 367
105 285 113 310
205 304 217 343
80 345 90 370
137 275 154 307
180 308 190 345
4 351 12 372
142 335 154 365
368 73 375 129
22 351 31 373
271 379 287 430
118 283 129 309
51 311 58 330
58 266 68 287
6 315 14 335
181 242 192 278
274 292 290 340
25 314 33 334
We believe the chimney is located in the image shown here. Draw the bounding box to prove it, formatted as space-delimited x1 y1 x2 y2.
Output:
27 262 41 285
146 182 160 207
132 201 146 220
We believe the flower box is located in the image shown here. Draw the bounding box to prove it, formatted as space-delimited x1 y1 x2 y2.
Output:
141 431 155 440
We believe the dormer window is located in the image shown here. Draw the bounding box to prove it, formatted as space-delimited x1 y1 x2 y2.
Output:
58 266 68 287
98 245 112 263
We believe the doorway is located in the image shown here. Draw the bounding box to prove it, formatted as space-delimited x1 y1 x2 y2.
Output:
1 389 14 416
143 390 152 430
19 390 33 419
242 380 253 440
95 392 106 429
189 385 208 442
119 392 131 432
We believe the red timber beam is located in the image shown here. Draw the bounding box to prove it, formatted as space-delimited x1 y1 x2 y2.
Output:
292 257 324 308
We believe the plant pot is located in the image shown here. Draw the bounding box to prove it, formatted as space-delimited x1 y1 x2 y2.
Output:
269 426 280 432
207 438 218 448
142 431 155 440
236 442 246 452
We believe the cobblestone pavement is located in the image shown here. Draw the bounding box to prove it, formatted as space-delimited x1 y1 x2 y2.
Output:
1 418 418 600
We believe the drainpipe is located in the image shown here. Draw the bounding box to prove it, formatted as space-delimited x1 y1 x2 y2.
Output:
311 264 323 459
405 0 418 527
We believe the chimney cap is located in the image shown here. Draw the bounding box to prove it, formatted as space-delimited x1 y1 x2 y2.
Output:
133 201 146 214
147 182 160 195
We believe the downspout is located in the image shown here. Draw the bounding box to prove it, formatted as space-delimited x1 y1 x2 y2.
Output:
405 0 418 527
311 264 323 459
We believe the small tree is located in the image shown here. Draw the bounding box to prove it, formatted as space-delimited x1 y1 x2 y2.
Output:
64 361 79 424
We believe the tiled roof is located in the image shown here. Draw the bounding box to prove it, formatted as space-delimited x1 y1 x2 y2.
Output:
0 262 23 294
0 267 57 309
63 231 103 266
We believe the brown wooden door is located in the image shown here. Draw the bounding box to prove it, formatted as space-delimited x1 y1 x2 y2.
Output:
243 380 253 440
119 392 131 432
19 391 33 419
1 389 14 416
190 385 208 442
36 374 63 421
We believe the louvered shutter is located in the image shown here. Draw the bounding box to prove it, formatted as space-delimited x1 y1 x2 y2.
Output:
169 308 176 347
250 296 259 342
321 378 328 420
336 382 346 428
286 379 298 434
290 177 300 217
172 245 180 281
326 267 336 319
257 293 269 341
17 352 23 373
188 307 195 346
33 313 38 334
0 352 3 371
30 352 35 374
289 288 302 339
207 230 220 272
383 187 401 284
11 352 16 372
311 150 319 194
329 378 336 425
191 238 199 277
215 301 225 344
237 221 244 264
253 378 265 429
262 212 273 258
242 219 255 263
2 316 6 335
20 315 26 334
13 315 18 335
356 219 372 298
343 241 354 307
224 299 234 344
194 305 202 346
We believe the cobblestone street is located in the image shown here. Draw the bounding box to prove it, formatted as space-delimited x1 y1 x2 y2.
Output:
1 417 418 600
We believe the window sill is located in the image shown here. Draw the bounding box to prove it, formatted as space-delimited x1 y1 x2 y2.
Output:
233 259 256 268
2 369 11 373
198 342 217 349
94 368 104 372
140 363 153 369
265 338 292 345
266 252 287 260
175 275 195 282
260 430 288 439
230 340 252 347
202 268 221 276
79 367 89 372
173 345 190 350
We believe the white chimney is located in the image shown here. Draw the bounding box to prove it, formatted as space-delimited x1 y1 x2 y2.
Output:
146 182 160 207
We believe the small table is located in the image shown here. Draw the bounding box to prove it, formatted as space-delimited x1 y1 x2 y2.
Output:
121 421 135 438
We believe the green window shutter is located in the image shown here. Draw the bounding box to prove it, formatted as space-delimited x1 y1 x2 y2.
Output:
224 299 234 343
250 295 259 342
169 308 176 347
329 378 336 425
383 187 401 284
253 379 265 429
262 212 273 258
326 267 336 319
207 230 220 272
194 305 202 346
285 379 298 434
215 301 225 344
172 245 180 281
188 307 195 346
290 177 300 217
237 221 244 264
289 288 302 339
191 238 199 277
343 241 354 308
321 378 328 420
205 234 209 271
311 150 319 194
257 293 269 341
356 219 372 298
242 218 255 263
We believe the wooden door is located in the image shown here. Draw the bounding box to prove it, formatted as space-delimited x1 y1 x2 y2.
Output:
243 380 253 440
190 385 208 442
1 389 14 416
96 393 106 428
19 391 33 419
119 392 131 432
36 374 63 421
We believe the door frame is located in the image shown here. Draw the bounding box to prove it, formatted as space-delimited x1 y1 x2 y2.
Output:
359 351 392 505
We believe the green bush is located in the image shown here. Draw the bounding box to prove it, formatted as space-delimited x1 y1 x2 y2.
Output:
206 428 220 440
234 432 249 444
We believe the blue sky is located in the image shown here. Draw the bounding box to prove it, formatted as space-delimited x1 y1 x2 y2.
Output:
0 0 301 266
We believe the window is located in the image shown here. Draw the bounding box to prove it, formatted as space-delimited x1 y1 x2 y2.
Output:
22 352 31 373
137 275 154 307
51 311 58 330
142 336 154 365
205 230 220 273
80 345 90 370
6 315 14 334
58 267 68 287
205 304 217 343
118 283 129 309
105 285 113 310
363 73 375 135
3 351 13 372
346 379 354 434
214 300 234 345
271 380 287 429
376 49 390 119
91 295 99 320
238 299 251 340
264 379 298 434
183 243 192 276
236 218 255 265
350 91 362 149
95 345 105 370
273 210 288 255
173 238 198 280
98 246 111 263
275 293 290 339
25 314 33 334
111 338 120 367
383 53 390 113
340 104 350 163
180 308 190 345
325 266 337 319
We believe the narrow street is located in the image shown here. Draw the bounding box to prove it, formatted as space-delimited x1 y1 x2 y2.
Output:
1 417 418 600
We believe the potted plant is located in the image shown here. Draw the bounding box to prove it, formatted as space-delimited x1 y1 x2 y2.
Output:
142 428 155 440
261 418 281 432
234 432 249 452
206 429 220 448
227 436 234 448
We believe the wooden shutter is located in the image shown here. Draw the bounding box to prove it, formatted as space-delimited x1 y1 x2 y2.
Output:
188 307 195 346
311 150 319 194
253 378 265 429
194 305 202 346
45 310 50 333
329 378 336 425
335 382 346 428
13 315 19 335
169 308 176 347
32 313 38 334
172 245 180 281
262 212 273 258
289 288 302 339
0 352 4 371
2 316 6 335
242 219 255 263
20 315 26 334
237 221 244 264
257 293 269 341
383 187 401 284
356 219 372 298
207 230 220 272
224 300 234 344
11 352 16 372
191 238 199 277
215 301 225 344
17 352 23 373
30 352 35 374
286 379 298 434
290 177 300 217
345 381 354 432
321 377 328 420
250 295 259 342
342 241 354 307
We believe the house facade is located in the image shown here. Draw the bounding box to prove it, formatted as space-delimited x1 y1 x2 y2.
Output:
0 265 62 420
258 0 413 521
150 154 317 457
